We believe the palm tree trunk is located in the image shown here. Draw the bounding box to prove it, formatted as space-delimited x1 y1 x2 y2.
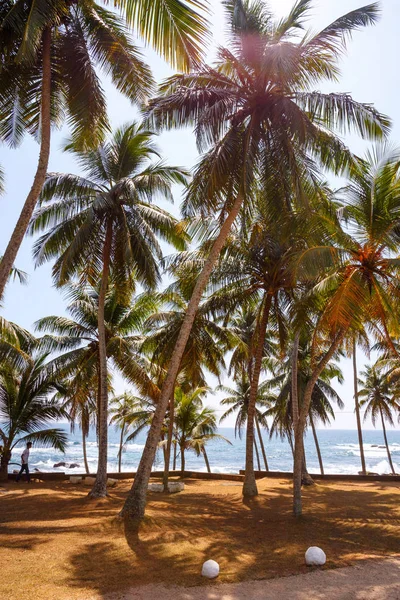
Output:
202 447 211 473
173 441 177 471
353 339 366 475
310 414 324 476
82 429 90 475
254 437 261 471
255 414 269 471
380 407 395 475
243 294 271 497
89 221 113 498
180 444 185 476
121 193 244 521
163 393 175 492
291 331 300 429
118 423 125 474
0 448 10 482
0 28 52 300
287 429 295 458
293 330 345 517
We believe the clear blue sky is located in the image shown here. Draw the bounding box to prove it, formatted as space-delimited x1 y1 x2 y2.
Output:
1 0 399 429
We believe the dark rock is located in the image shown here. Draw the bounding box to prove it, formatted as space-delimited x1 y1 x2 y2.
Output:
68 463 80 469
53 462 67 468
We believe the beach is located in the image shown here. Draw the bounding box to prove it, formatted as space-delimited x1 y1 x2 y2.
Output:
1 476 400 599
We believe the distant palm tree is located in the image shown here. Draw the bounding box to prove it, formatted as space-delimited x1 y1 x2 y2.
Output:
219 378 271 471
122 0 389 521
0 0 154 298
358 365 400 475
30 122 188 497
0 348 68 481
56 374 98 475
110 392 145 473
141 281 234 489
174 387 231 474
265 342 344 475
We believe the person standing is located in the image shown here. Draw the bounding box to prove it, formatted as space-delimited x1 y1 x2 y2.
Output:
16 442 32 483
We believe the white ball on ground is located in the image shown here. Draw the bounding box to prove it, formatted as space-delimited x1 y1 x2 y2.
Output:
305 546 326 566
201 560 220 579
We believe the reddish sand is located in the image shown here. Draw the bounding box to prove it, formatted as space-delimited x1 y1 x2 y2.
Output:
1 477 400 600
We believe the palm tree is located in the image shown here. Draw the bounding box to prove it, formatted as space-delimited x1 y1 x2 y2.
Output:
265 340 344 476
29 122 188 497
173 387 231 474
0 0 155 298
110 392 144 473
110 0 209 71
122 0 389 521
347 333 369 475
292 146 400 515
358 364 400 475
141 281 234 489
0 347 68 481
35 283 163 496
219 377 271 471
56 373 98 475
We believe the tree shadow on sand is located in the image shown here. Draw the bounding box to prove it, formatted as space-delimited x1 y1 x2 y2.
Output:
63 480 400 598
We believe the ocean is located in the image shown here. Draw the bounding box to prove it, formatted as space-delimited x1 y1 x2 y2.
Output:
8 425 400 476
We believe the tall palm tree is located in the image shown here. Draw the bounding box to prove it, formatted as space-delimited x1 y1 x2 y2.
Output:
346 332 369 475
358 364 400 475
35 283 163 496
0 347 68 481
292 146 400 515
29 122 188 497
173 387 231 474
0 0 155 298
122 0 389 521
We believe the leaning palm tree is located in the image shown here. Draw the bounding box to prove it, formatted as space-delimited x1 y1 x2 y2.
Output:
0 347 68 481
122 0 389 520
0 0 156 298
358 364 400 475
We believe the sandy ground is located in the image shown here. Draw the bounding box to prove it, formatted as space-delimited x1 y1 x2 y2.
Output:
104 558 400 599
1 477 400 600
